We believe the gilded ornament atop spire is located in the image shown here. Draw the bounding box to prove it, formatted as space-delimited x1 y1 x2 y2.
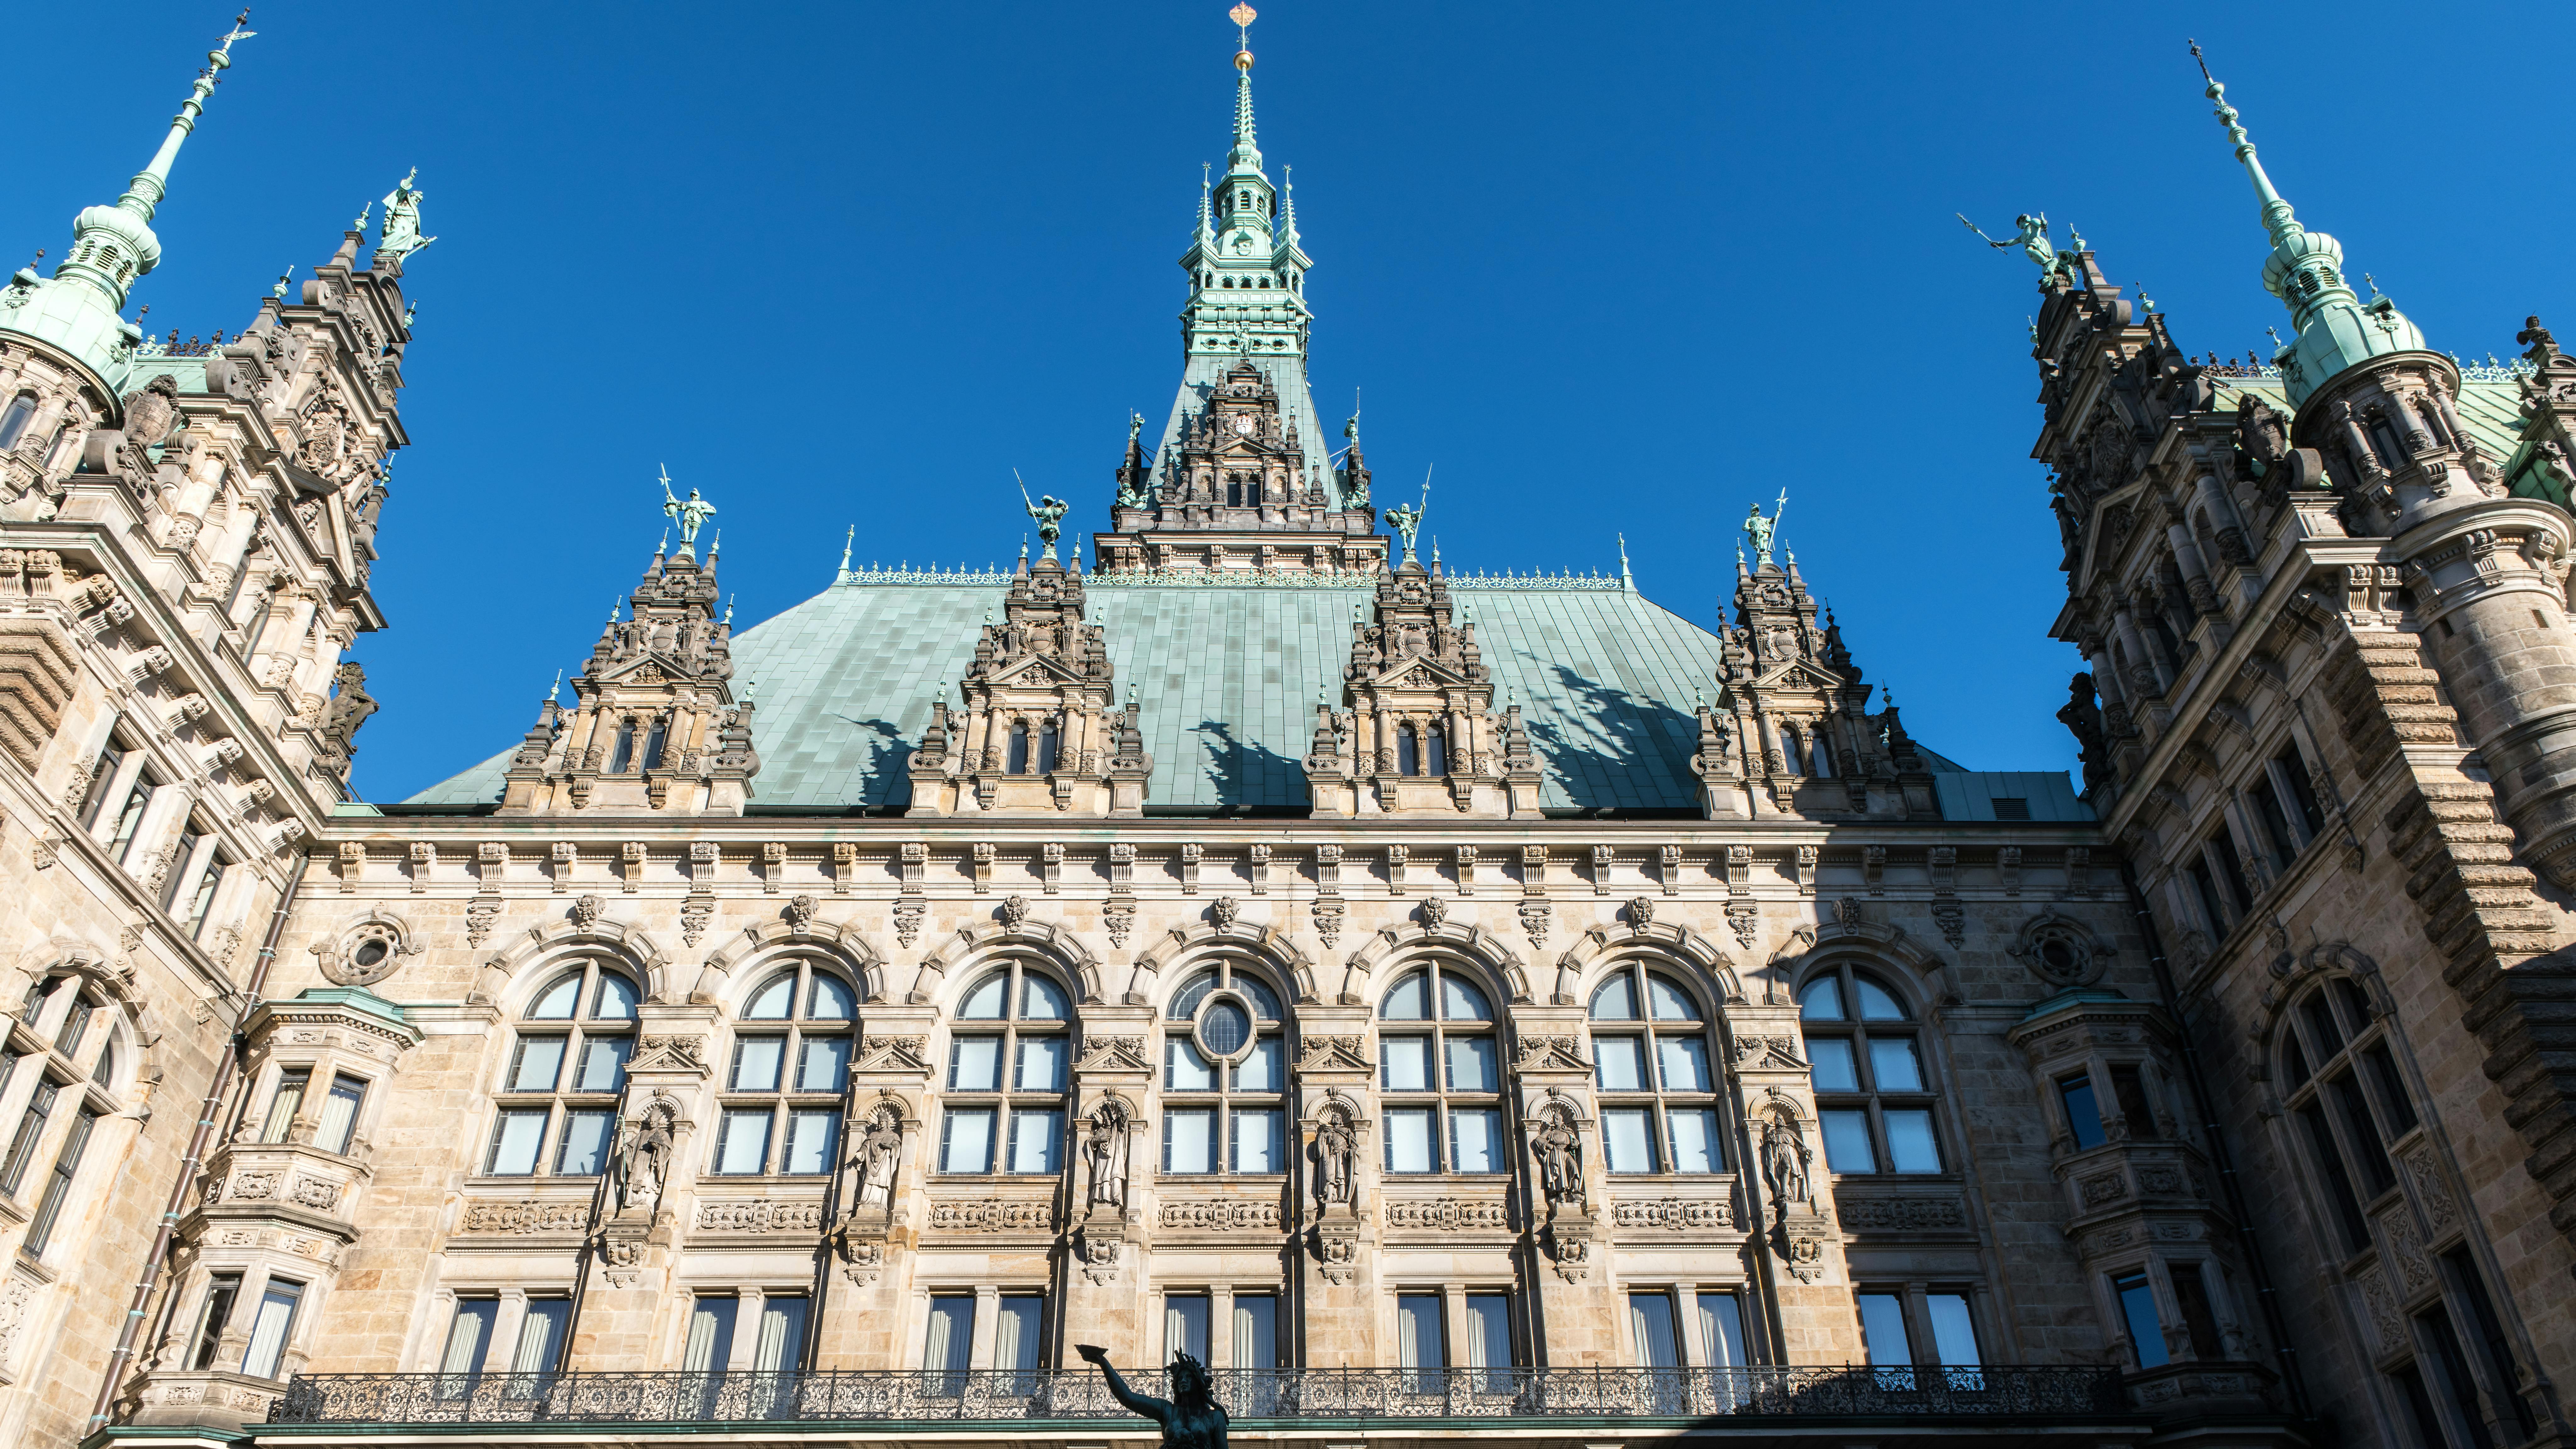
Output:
1231 3 1257 69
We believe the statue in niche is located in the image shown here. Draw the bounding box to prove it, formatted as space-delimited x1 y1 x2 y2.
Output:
376 168 438 261
853 1102 902 1213
1077 1345 1227 1449
1529 1100 1583 1209
1313 1107 1356 1212
1085 1099 1130 1211
1761 1113 1812 1214
617 1099 677 1214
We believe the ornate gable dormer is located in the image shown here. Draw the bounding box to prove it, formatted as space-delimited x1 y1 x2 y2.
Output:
1306 557 1535 818
908 553 1148 817
1707 550 1929 822
500 535 757 816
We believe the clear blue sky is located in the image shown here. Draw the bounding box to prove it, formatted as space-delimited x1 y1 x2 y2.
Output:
5 2 2566 801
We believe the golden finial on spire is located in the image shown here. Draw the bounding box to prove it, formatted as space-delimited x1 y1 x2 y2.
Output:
1230 3 1257 69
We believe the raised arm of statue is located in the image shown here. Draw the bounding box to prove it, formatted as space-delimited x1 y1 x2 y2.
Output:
1078 1346 1174 1426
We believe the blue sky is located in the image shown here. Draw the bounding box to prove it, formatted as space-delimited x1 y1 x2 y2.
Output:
4 2 2566 800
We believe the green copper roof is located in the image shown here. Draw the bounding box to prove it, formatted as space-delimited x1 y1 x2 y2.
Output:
406 574 2084 821
2212 376 2528 461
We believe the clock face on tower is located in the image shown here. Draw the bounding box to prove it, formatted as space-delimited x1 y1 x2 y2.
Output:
1232 414 1256 436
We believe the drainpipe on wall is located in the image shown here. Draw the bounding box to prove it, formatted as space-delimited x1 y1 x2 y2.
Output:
2119 859 2312 1420
87 854 309 1433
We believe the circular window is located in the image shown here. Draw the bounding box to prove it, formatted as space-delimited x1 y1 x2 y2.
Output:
2040 940 2074 974
1191 990 1261 1065
353 939 389 969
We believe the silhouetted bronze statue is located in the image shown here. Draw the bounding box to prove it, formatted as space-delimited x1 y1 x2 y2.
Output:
1077 1345 1227 1449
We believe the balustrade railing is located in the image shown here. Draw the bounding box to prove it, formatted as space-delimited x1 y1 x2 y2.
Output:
272 1363 2123 1426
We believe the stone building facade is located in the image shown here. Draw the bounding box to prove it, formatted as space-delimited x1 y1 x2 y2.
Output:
0 17 2568 1449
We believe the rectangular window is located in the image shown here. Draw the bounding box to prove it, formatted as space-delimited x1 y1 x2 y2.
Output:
730 1037 785 1092
2113 1272 2168 1368
1857 1292 1913 1367
1629 1292 1680 1368
940 1108 995 1174
1234 1038 1282 1092
2363 1044 2420 1138
1603 1108 1658 1173
241 1279 304 1379
2330 1071 2398 1195
2058 1073 2106 1150
556 1110 613 1176
78 737 128 829
1 1077 57 1197
2298 1103 2370 1253
1233 1108 1284 1173
922 1296 974 1381
575 1038 632 1093
486 1108 549 1176
1868 1038 1924 1092
949 1037 1002 1091
1165 1294 1210 1363
1666 1108 1722 1174
2444 1248 2538 1442
507 1038 566 1093
684 1297 738 1373
784 1110 839 1175
1380 1037 1432 1093
182 848 230 936
714 1109 771 1175
2275 743 2327 837
2168 1263 2223 1359
1397 1293 1446 1391
1820 1108 1875 1173
262 1069 311 1142
1883 1110 1941 1173
317 1074 366 1155
2109 1066 2160 1140
2211 833 2255 915
1463 1292 1513 1387
1168 1038 1218 1091
441 1298 499 1382
107 773 157 863
1235 1295 1279 1369
1384 1107 1436 1173
755 1296 809 1373
1445 1035 1498 1092
993 1294 1043 1380
1164 1108 1216 1174
1698 1292 1748 1368
796 1036 849 1094
1449 1108 1502 1174
513 1300 570 1379
163 825 205 912
1593 1037 1647 1092
2189 858 2228 933
2249 775 2299 868
1656 1036 1711 1092
1912 1292 1977 1367
1807 1038 1859 1092
2418 1306 2498 1449
192 1274 242 1370
1014 1037 1065 1092
1007 1108 1063 1174
2391 1362 2450 1449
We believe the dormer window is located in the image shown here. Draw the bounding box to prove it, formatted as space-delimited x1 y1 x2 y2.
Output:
1036 719 1060 774
609 719 638 774
641 718 668 772
0 394 35 451
1007 721 1030 775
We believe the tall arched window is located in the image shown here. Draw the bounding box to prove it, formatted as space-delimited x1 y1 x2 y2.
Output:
1379 967 1502 1175
2 973 123 1260
640 716 668 772
1799 966 1940 1175
1424 724 1448 776
609 719 638 774
1778 726 1804 776
1396 724 1418 777
1589 963 1725 1174
940 963 1071 1175
1163 963 1286 1175
713 963 858 1176
1007 722 1030 775
0 394 35 452
486 962 638 1177
1811 726 1836 777
1036 719 1060 774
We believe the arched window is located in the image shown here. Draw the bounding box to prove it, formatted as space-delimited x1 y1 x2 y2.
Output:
0 394 35 452
640 717 668 772
1799 966 1940 1175
2 973 123 1260
1163 963 1286 1174
486 962 638 1177
1811 727 1836 778
609 719 638 774
1424 723 1448 776
712 963 858 1176
1037 719 1060 774
1379 967 1502 1174
1396 724 1418 777
1006 721 1030 775
1589 963 1725 1174
940 963 1071 1175
1778 726 1803 776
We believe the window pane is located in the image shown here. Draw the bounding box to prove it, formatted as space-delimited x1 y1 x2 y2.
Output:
808 975 855 1020
784 1110 838 1174
1464 1294 1513 1370
1201 1000 1252 1056
746 975 794 1019
1381 971 1430 1020
686 1298 738 1373
1647 976 1695 1020
1164 1108 1215 1174
591 974 638 1020
1016 1036 1067 1092
528 974 580 1019
949 1037 1002 1091
556 1110 613 1175
941 1108 995 1173
960 974 1008 1019
1380 1036 1432 1092
1820 1109 1876 1173
1446 1035 1498 1092
1798 978 1845 1021
1450 1108 1502 1173
1806 1037 1858 1092
923 1298 973 1373
1170 971 1218 1021
1591 974 1639 1020
1868 1038 1924 1093
731 1038 784 1092
1657 1035 1711 1091
2059 1074 2106 1150
1397 1294 1446 1369
1926 1295 1980 1367
442 1300 498 1375
263 1070 310 1141
1008 1109 1063 1173
1385 1108 1436 1173
1166 1296 1211 1363
1629 1293 1680 1368
1237 975 1282 1021
508 1038 566 1092
1855 977 1905 1020
576 1037 633 1093
242 1282 303 1379
1594 1037 1646 1092
1856 1293 1912 1366
716 1109 771 1174
797 1037 850 1093
1233 1037 1282 1092
1233 1108 1283 1173
995 1295 1044 1374
1884 1109 1941 1172
1020 974 1069 1021
2298 993 2343 1058
193 1277 240 1370
756 1297 809 1373
1698 1293 1747 1368
1603 1108 1657 1173
2114 1274 2167 1367
1667 1108 1722 1173
1168 1038 1217 1091
488 1109 548 1175
1441 973 1493 1022
1234 1296 1278 1370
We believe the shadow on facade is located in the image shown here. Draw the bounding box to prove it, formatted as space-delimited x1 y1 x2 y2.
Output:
1196 718 1310 814
1515 659 1700 811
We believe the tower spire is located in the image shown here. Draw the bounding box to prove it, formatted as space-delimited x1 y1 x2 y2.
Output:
1226 4 1263 176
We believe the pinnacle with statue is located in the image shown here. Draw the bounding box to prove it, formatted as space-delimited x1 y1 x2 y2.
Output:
1743 489 1786 570
659 467 715 550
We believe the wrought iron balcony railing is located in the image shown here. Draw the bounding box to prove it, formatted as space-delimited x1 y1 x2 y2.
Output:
272 1363 2124 1427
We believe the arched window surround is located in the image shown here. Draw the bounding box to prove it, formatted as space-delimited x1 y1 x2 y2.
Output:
1587 960 1728 1176
711 961 858 1178
1161 958 1291 1177
2 969 138 1263
482 956 640 1178
936 959 1074 1176
1376 958 1505 1176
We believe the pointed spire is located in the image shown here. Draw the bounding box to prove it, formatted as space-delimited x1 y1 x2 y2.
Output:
839 525 854 580
1198 162 1214 243
1282 164 1300 247
1617 532 1633 590
71 11 258 299
1228 3 1262 174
